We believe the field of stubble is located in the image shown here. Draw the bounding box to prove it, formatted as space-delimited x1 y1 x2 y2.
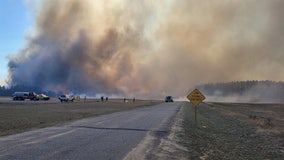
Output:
177 102 284 160
0 97 162 136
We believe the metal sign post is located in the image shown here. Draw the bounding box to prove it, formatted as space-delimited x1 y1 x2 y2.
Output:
187 89 206 126
195 105 197 124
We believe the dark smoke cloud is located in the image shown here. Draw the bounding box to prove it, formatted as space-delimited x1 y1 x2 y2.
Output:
7 0 284 98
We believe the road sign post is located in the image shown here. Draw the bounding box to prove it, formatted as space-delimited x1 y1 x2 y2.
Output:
195 105 197 124
187 89 205 126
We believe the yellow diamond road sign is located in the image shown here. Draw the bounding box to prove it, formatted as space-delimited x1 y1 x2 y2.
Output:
187 89 205 106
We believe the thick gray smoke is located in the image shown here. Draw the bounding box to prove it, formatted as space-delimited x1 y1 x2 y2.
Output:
8 0 284 98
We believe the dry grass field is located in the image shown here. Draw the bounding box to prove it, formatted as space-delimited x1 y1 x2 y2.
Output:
0 97 162 136
176 102 284 160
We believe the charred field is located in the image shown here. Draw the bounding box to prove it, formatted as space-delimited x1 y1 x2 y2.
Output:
176 102 284 160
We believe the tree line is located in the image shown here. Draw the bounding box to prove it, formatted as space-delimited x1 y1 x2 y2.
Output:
196 80 284 95
194 80 284 102
0 85 57 97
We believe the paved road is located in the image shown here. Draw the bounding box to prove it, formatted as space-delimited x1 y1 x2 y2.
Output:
0 102 182 160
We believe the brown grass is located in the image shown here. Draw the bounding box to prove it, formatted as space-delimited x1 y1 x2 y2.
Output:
0 98 162 136
178 102 284 159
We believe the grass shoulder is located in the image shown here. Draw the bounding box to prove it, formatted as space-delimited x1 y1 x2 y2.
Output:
177 102 284 159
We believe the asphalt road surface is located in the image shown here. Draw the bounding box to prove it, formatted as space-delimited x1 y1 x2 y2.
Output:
0 102 182 160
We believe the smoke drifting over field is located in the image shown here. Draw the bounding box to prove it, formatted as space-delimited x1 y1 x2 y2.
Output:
197 81 284 103
8 0 284 98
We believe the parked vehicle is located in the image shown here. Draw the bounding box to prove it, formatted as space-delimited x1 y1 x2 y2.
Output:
58 95 75 102
38 94 50 100
12 92 39 101
165 96 173 102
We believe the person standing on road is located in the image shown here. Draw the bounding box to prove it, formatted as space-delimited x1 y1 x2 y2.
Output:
101 96 104 102
106 97 108 102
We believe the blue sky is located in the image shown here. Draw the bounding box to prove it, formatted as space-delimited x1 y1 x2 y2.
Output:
0 0 33 86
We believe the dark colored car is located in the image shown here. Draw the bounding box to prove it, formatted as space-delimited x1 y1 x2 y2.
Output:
165 96 173 102
12 92 39 101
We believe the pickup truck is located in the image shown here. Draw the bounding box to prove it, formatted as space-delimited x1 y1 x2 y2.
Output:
58 95 75 102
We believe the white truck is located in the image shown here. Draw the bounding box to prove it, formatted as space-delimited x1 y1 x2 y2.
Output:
58 95 75 102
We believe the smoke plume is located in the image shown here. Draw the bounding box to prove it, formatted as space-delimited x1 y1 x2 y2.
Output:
8 0 284 98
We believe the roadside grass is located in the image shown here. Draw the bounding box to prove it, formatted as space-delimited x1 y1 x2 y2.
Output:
178 102 284 160
0 99 162 136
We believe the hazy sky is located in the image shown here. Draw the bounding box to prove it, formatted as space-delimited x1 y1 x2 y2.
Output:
3 0 284 98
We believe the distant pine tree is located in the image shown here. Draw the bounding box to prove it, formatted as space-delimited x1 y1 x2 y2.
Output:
0 85 56 97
